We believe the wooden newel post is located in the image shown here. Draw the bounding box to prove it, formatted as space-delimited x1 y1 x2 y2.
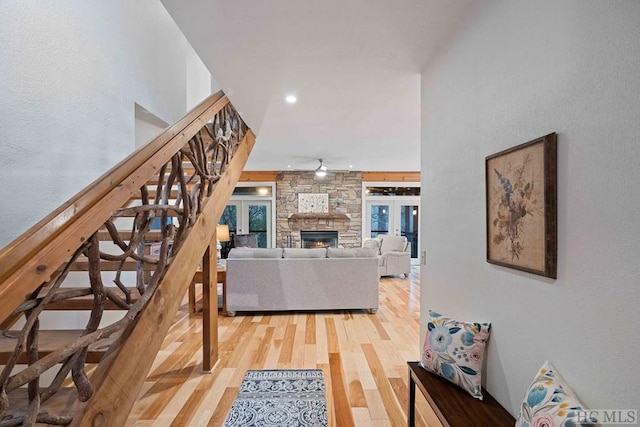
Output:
202 232 219 371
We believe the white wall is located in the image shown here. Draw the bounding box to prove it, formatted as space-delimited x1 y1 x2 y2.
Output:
186 48 212 111
0 0 212 247
135 103 169 148
420 0 640 415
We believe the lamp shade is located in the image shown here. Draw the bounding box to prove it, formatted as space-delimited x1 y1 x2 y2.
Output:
216 224 230 242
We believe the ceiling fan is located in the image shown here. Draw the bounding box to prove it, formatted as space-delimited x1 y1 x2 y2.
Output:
314 159 328 177
286 155 352 175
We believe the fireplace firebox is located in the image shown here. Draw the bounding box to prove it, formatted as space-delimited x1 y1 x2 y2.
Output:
300 230 338 248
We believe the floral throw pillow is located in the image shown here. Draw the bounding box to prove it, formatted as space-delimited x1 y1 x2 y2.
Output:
516 360 597 427
420 310 491 399
362 238 381 254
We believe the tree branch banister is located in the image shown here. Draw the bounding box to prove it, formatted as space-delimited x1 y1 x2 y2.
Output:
0 92 229 323
71 130 256 427
0 89 253 425
0 91 226 280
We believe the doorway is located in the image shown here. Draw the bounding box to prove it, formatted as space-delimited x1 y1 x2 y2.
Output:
363 183 420 263
219 183 275 249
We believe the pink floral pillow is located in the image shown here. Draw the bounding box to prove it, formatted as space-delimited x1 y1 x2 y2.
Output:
420 310 491 399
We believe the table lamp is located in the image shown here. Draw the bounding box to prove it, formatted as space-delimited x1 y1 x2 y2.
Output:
216 224 230 265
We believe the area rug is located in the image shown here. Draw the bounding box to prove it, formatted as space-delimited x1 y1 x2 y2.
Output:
223 369 328 427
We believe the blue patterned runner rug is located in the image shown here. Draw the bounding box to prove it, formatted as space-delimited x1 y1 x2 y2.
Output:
223 369 328 426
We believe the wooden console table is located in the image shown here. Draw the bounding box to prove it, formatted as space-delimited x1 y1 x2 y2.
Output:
188 266 227 315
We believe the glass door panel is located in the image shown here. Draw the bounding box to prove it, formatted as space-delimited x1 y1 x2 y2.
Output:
366 198 420 263
221 200 272 249
219 203 238 258
220 203 239 235
399 204 419 259
369 204 390 237
247 202 270 248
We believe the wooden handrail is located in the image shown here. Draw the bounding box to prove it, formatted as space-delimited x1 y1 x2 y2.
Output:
0 91 227 323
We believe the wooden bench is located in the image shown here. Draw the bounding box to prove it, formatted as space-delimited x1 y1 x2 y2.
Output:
407 361 515 427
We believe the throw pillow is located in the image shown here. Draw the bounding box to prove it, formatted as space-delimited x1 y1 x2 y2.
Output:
516 360 597 427
362 238 381 254
420 310 491 399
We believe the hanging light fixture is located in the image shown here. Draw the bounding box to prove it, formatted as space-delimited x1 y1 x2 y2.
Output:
315 159 328 177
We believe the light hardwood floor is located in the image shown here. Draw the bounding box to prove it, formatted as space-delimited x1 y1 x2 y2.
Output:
126 267 440 426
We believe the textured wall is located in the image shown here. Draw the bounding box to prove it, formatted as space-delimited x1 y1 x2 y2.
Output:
420 0 640 415
276 171 362 248
0 0 211 247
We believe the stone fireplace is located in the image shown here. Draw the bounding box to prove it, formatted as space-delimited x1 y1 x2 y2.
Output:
300 230 338 248
276 171 363 248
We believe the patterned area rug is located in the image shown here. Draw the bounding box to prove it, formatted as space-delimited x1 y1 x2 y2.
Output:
224 369 328 427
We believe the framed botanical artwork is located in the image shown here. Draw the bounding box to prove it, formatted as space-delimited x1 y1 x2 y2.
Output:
486 133 557 278
298 193 329 213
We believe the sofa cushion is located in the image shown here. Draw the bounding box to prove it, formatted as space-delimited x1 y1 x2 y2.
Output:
283 248 327 258
327 248 378 258
379 235 407 253
228 248 283 258
420 310 491 400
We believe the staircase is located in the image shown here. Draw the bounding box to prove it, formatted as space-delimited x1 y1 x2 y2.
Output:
0 91 255 426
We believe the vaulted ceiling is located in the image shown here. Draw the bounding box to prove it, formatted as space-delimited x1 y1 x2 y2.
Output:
161 0 476 172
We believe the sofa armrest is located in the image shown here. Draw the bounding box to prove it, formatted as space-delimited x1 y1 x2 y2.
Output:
381 250 408 259
379 248 411 276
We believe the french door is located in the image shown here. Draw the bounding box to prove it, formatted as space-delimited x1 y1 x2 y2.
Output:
220 200 271 248
365 198 420 261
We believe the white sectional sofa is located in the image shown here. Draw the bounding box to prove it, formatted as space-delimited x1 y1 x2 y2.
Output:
225 247 379 315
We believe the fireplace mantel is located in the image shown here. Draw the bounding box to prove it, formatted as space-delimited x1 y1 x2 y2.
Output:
288 213 350 220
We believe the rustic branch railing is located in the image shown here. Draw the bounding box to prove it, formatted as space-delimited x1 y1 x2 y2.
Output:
0 91 254 426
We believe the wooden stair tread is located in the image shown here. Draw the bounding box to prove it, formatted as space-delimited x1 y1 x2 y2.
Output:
43 287 141 310
112 209 182 218
0 329 118 364
96 230 164 241
65 257 160 271
7 387 78 422
128 188 183 201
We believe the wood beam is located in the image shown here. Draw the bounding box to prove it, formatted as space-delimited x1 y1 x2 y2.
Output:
239 171 278 182
361 171 420 182
202 238 218 371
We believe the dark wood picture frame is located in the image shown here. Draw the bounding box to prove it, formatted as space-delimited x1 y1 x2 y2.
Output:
486 133 557 278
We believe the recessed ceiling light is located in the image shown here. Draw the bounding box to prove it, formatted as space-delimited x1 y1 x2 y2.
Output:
285 94 297 104
287 165 292 168
349 165 353 169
